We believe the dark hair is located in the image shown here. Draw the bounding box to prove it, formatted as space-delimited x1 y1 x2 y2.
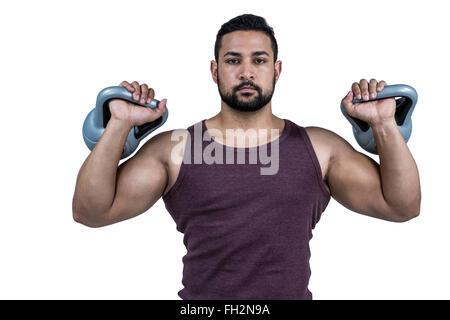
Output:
214 14 278 63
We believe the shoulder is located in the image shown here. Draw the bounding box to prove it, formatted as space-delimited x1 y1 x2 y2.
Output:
304 126 335 156
134 128 190 166
304 126 357 179
304 126 355 156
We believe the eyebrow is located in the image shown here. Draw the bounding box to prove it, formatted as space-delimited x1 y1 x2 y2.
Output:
223 51 270 58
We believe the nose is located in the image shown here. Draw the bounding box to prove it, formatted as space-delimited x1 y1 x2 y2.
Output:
238 60 255 81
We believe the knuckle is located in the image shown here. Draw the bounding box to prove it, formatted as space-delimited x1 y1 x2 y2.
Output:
132 82 140 90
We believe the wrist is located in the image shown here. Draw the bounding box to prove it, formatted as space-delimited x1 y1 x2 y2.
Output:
370 118 399 142
107 117 134 132
369 118 397 131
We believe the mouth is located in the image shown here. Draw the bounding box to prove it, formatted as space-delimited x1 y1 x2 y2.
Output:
239 86 256 92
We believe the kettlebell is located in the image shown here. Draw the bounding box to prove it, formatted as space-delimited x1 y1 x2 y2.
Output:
82 86 169 159
340 84 417 154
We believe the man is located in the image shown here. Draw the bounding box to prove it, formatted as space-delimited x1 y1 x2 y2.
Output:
72 14 421 300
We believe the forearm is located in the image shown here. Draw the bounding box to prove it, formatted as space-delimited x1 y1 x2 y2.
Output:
73 118 133 220
372 119 421 215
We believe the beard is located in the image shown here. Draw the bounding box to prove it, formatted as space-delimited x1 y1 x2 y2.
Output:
217 73 276 112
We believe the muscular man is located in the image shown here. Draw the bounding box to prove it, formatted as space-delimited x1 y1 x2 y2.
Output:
72 14 421 300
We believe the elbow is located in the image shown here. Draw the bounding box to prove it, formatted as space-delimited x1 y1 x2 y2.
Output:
402 195 422 222
73 210 106 228
73 209 96 227
395 208 420 222
386 192 421 222
72 198 85 224
391 203 421 222
72 197 90 226
73 210 83 224
72 196 105 228
72 199 106 228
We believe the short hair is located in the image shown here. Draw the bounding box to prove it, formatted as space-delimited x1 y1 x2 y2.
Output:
214 14 278 63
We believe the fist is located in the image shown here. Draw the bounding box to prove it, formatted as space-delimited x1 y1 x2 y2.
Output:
108 80 167 127
341 78 396 126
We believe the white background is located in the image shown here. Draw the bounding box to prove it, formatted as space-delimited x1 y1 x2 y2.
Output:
1 0 448 299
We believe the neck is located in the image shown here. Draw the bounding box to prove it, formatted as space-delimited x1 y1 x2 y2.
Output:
205 102 285 148
213 101 281 130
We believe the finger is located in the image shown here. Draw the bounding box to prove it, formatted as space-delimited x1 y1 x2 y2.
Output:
377 80 387 92
341 90 354 112
351 82 362 100
131 81 141 101
342 91 358 118
148 98 167 116
369 78 378 99
359 79 369 101
147 88 155 104
158 99 167 113
119 80 135 92
140 84 149 104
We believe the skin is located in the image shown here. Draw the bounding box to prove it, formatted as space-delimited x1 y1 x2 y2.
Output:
208 31 284 145
72 30 421 227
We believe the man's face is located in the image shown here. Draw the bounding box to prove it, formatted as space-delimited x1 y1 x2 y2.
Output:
213 31 281 112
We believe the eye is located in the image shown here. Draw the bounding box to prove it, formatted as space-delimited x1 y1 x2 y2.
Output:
226 58 266 64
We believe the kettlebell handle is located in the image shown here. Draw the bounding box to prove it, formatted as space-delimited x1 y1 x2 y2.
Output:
94 86 159 127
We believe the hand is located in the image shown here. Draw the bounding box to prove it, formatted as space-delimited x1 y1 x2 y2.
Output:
108 80 167 127
341 78 396 126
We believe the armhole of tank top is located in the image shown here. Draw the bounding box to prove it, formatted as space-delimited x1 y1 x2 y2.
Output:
162 130 191 202
299 126 331 201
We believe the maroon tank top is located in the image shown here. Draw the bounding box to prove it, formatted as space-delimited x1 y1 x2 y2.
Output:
162 119 330 299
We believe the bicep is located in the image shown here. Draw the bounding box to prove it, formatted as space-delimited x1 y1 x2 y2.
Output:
327 135 395 221
105 133 169 225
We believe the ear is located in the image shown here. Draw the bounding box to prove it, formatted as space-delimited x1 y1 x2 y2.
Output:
274 60 282 83
211 60 218 84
